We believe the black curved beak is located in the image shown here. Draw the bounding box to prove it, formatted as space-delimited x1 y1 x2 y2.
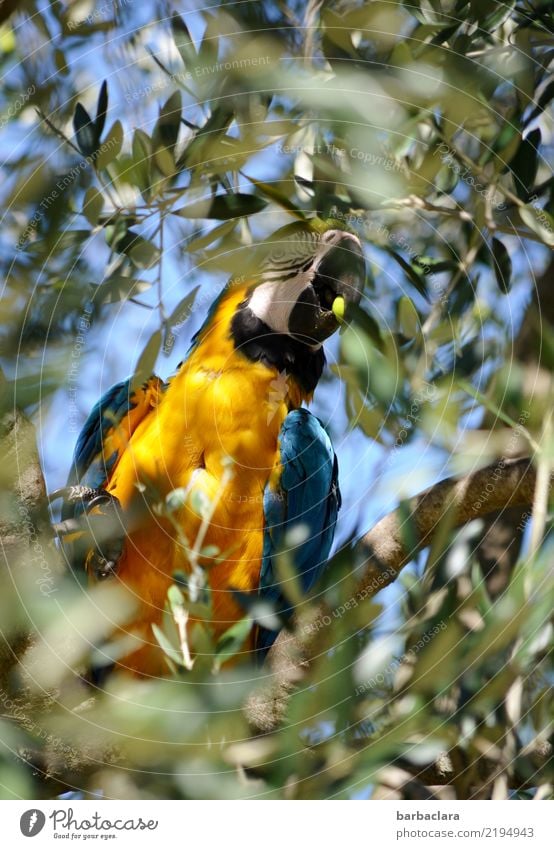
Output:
290 232 366 344
314 233 365 313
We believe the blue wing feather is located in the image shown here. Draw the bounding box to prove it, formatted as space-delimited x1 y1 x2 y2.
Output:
67 378 134 491
63 376 165 522
257 408 341 655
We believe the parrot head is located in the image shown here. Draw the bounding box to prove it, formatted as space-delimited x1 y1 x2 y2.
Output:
230 220 366 392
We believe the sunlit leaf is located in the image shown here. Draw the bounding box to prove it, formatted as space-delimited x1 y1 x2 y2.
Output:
171 13 197 69
518 204 554 247
82 186 104 225
186 220 236 252
96 120 123 170
131 329 162 391
153 91 182 153
213 617 253 671
397 295 420 338
152 623 182 667
98 275 153 303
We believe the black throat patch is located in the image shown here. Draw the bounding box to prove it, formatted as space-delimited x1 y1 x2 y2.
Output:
230 303 325 395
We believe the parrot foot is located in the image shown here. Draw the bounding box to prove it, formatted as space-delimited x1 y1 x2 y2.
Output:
82 490 125 581
52 486 125 581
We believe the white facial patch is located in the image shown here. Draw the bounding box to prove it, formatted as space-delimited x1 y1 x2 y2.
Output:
247 271 314 335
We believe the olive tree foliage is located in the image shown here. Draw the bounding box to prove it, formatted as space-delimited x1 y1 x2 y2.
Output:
0 0 552 800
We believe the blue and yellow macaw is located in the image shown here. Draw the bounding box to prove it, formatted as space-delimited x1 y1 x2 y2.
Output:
59 220 365 674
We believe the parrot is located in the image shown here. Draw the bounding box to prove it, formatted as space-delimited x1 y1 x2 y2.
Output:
57 219 366 675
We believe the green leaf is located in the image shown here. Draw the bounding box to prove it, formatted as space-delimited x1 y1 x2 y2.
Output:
469 0 501 23
153 91 182 153
171 13 197 69
343 329 398 407
242 174 306 218
518 204 554 247
96 120 123 170
27 229 91 252
165 286 200 329
510 129 540 201
0 367 65 416
213 617 253 670
128 236 160 269
457 378 532 435
131 330 162 391
491 237 512 293
95 79 108 140
174 193 267 220
131 129 151 198
414 256 458 274
165 488 188 512
340 379 384 441
179 106 234 168
163 286 200 353
190 490 211 519
54 48 69 75
199 545 219 559
349 303 384 351
108 226 160 268
82 186 104 226
397 296 420 337
386 249 430 302
186 220 236 252
151 623 182 667
153 146 175 178
98 275 152 304
73 102 97 156
167 584 185 614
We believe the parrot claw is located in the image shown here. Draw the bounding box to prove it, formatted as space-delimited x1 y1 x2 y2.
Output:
88 551 123 581
54 487 126 581
82 490 125 581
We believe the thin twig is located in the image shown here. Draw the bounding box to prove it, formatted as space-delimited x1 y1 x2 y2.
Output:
173 605 194 670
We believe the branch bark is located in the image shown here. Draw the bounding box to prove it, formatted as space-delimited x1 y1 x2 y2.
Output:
0 406 51 690
246 456 547 733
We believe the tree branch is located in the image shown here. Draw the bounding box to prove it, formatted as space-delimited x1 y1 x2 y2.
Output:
0 405 51 690
246 456 548 733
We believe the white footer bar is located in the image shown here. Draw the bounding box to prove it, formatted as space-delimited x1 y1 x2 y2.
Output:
3 799 552 849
